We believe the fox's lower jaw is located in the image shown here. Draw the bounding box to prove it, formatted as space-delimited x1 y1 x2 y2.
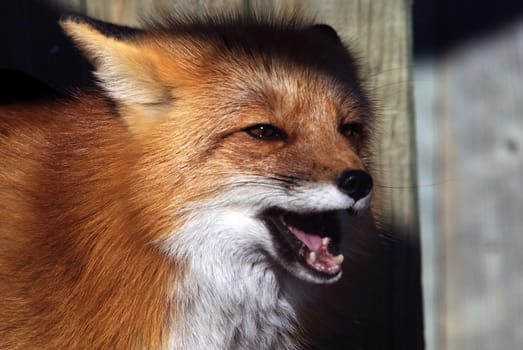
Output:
165 181 372 286
260 182 372 284
161 181 372 347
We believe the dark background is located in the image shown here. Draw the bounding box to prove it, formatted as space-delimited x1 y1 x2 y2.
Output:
414 0 523 57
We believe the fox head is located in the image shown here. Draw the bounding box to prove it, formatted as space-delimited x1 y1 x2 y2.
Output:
61 12 375 285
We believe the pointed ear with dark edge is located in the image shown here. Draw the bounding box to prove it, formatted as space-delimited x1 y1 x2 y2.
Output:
307 24 342 44
60 15 169 107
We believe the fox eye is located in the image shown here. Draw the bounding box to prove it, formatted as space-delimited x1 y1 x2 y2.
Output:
244 124 286 141
339 123 363 138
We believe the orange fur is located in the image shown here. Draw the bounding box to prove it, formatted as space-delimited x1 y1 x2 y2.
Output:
0 97 182 348
1 11 376 349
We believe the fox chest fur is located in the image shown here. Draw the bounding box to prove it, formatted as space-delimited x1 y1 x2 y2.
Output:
0 11 375 350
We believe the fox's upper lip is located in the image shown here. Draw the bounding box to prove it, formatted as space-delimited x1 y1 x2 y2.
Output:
260 207 349 280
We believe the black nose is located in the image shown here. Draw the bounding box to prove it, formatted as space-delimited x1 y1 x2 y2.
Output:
336 169 373 201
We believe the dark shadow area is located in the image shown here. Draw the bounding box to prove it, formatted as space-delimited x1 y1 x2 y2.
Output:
414 0 523 57
301 215 423 350
0 69 62 104
0 0 91 94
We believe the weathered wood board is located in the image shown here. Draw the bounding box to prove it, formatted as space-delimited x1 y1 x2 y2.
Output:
439 22 523 350
415 15 523 350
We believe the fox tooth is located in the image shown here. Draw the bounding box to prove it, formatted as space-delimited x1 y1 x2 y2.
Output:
309 251 317 263
333 254 344 265
321 237 330 246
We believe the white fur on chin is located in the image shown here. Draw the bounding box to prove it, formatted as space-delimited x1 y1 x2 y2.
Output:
162 176 370 349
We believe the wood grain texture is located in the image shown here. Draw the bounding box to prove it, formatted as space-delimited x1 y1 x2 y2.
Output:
439 22 523 350
83 0 245 25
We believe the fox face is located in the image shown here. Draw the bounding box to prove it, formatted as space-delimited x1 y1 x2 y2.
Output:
160 64 375 284
1 11 376 349
62 15 374 284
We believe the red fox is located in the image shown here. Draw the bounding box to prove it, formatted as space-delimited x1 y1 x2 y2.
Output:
0 10 375 350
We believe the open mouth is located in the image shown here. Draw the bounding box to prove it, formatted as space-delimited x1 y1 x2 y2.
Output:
261 208 349 281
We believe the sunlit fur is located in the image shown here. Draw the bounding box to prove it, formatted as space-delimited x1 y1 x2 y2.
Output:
0 9 375 350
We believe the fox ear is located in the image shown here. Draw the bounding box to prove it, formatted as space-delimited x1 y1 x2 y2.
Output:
307 24 342 44
60 15 169 108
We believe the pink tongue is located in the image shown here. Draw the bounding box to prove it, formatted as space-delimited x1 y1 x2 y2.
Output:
287 224 342 275
288 226 323 251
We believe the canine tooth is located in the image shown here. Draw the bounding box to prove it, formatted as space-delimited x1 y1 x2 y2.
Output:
309 251 317 263
322 237 330 246
333 254 344 265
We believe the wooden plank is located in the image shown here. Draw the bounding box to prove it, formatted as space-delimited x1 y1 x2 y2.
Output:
414 59 441 350
83 0 245 25
439 22 523 350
